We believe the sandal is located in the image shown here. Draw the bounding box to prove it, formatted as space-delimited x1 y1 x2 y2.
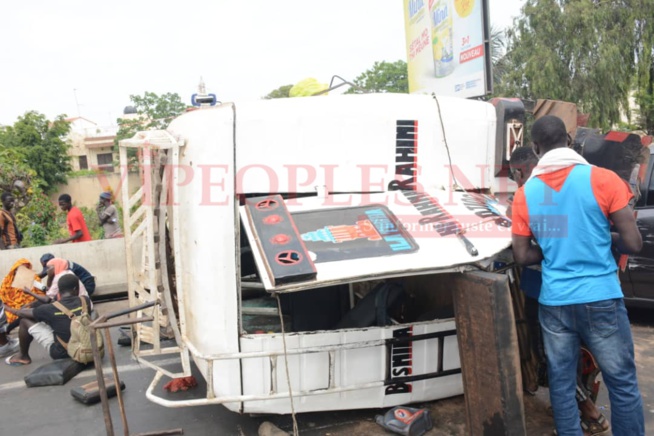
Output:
5 354 31 367
552 413 610 436
581 413 610 436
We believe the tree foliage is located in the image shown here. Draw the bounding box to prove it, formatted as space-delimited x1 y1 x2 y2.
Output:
490 26 509 91
263 84 293 99
15 187 58 247
0 146 35 209
633 1 654 134
115 92 188 147
496 0 653 130
636 81 654 133
0 111 71 192
263 60 409 98
0 111 73 246
345 60 409 94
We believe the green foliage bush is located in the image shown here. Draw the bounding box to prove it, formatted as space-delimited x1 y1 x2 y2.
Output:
22 223 49 247
79 206 104 241
0 112 71 192
15 188 54 228
17 199 106 247
15 187 58 247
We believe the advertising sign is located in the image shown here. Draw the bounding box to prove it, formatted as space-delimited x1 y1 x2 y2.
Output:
403 0 491 98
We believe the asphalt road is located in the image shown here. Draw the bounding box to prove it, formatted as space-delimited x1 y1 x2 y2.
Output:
0 302 651 436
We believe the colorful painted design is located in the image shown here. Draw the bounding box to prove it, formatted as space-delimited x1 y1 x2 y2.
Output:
295 205 418 263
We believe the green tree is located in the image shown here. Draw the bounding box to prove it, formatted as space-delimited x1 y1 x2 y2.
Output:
0 122 63 247
636 81 654 134
345 60 409 94
15 187 58 247
0 146 35 207
634 3 654 134
490 25 509 91
115 92 188 148
497 0 652 130
0 111 71 192
262 84 293 99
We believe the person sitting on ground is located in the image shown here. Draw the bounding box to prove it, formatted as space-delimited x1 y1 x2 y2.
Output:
0 302 19 357
4 275 89 366
0 259 46 333
22 258 90 306
54 194 91 244
96 192 123 239
37 253 96 296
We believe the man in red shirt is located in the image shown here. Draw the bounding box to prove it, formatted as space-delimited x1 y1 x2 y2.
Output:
54 194 91 244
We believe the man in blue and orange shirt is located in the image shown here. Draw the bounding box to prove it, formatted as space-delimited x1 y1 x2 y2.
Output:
511 116 644 436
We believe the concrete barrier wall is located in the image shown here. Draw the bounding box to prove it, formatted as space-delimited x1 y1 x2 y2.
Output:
0 238 142 298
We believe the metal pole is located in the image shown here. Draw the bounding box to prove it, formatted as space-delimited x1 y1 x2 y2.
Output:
104 327 129 436
132 429 184 436
88 304 155 436
91 324 114 436
94 317 154 330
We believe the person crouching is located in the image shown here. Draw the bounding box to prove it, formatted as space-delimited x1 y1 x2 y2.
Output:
3 275 89 366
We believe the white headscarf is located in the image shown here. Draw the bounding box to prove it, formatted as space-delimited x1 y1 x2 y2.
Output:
528 147 590 181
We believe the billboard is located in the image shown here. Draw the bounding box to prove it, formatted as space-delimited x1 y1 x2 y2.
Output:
403 0 492 98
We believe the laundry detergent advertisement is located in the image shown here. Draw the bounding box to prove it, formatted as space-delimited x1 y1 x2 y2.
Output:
403 0 491 98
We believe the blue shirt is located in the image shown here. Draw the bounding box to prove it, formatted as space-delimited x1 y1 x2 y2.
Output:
522 165 623 305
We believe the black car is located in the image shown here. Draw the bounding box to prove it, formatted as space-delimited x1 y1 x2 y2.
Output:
621 144 654 308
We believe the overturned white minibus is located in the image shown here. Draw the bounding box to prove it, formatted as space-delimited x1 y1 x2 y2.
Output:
118 93 524 425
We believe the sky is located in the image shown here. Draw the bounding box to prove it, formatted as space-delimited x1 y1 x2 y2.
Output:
0 0 524 128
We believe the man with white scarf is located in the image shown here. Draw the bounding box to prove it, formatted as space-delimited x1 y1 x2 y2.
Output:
511 115 644 436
